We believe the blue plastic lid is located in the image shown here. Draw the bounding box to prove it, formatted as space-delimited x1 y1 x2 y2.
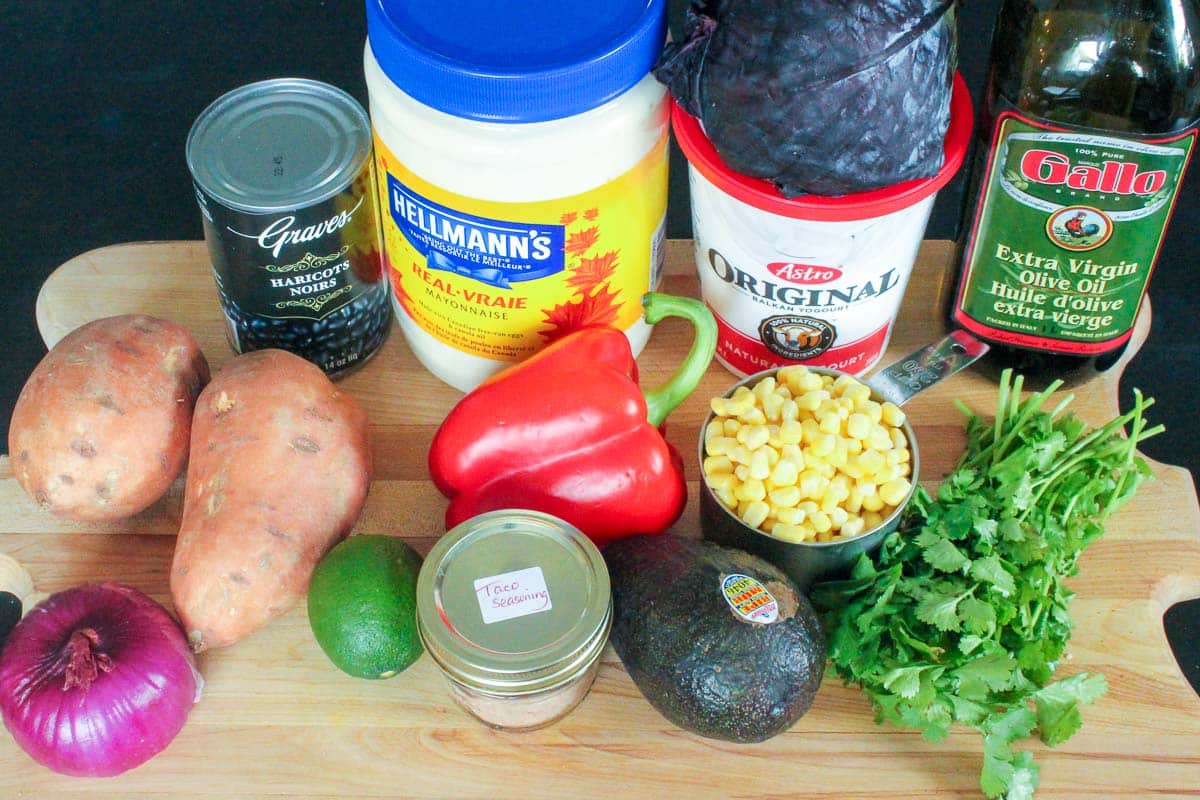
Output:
366 0 666 123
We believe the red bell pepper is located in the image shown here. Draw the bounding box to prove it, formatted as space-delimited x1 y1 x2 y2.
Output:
428 292 718 546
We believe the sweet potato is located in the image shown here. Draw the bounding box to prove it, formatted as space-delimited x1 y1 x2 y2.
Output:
170 349 372 651
8 314 209 521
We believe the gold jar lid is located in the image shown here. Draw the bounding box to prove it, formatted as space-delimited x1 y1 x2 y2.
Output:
416 510 611 695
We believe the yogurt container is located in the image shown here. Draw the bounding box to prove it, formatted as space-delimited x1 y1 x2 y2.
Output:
672 74 973 377
364 0 670 391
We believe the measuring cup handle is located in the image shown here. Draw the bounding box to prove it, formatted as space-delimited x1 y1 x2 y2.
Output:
867 331 989 407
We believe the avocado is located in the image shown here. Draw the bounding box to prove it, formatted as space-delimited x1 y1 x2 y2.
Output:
604 534 826 743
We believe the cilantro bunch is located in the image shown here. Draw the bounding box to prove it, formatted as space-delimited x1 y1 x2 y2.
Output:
813 370 1162 799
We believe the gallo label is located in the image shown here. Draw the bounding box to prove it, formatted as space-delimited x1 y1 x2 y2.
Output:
954 111 1195 354
721 574 779 624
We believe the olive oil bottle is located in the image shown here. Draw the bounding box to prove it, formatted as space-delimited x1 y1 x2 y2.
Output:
951 0 1200 383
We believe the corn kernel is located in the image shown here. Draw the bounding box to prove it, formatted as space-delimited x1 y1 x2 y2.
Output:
780 398 800 422
768 485 802 508
749 450 772 481
735 478 767 503
731 444 753 465
703 455 733 475
881 401 906 427
739 406 767 425
737 424 771 451
890 426 909 450
809 510 832 533
879 478 912 506
863 510 884 530
841 516 866 538
771 523 806 543
799 471 824 499
811 432 837 458
706 473 735 492
752 376 777 399
776 507 804 525
741 501 770 529
791 391 818 413
845 412 872 440
832 374 858 395
761 392 784 422
723 418 741 436
716 486 737 509
844 436 864 455
706 436 736 456
861 493 885 512
856 449 885 476
798 371 825 392
843 382 872 404
872 465 898 485
779 419 804 445
800 418 822 443
816 529 836 542
867 426 895 451
858 399 884 424
705 419 725 441
845 490 864 514
734 464 750 481
769 459 800 488
830 507 850 529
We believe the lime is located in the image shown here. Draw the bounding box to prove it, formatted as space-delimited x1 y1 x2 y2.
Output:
307 535 424 679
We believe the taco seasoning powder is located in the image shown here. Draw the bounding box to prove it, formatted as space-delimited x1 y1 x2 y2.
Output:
186 78 391 378
364 0 670 391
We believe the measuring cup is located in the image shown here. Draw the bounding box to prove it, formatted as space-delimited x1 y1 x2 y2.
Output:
698 331 988 591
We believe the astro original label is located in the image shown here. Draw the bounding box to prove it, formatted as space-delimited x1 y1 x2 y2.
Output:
474 566 553 625
375 131 669 363
721 574 779 624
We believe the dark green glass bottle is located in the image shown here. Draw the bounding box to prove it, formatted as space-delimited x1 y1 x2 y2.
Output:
951 0 1200 385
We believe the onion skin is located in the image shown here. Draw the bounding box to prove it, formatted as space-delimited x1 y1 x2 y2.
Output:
0 583 202 777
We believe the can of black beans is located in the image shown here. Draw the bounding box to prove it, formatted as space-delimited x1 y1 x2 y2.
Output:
186 78 391 377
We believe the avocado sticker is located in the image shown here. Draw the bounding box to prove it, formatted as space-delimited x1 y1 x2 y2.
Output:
721 574 779 624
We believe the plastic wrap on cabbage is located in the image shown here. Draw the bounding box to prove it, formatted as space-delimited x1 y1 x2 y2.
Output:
657 0 957 197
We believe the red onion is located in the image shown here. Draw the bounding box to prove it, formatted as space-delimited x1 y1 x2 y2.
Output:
0 582 202 777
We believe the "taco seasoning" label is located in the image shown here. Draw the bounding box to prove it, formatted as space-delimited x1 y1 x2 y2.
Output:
953 112 1195 354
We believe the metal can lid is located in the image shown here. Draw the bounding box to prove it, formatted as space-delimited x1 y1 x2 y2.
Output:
186 78 371 214
416 510 611 695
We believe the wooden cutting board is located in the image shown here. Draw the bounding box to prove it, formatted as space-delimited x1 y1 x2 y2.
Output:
2 239 1197 798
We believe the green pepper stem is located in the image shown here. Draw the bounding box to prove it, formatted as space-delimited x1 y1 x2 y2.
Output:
641 292 718 428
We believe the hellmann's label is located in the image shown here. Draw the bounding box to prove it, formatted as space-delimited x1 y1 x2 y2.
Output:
954 112 1196 354
373 132 668 363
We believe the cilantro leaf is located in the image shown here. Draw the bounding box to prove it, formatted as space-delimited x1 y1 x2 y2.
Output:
915 587 967 632
922 536 971 573
813 370 1160 800
1034 673 1107 746
970 554 1017 597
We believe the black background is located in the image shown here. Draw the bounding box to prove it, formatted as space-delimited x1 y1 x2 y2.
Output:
0 1 1196 691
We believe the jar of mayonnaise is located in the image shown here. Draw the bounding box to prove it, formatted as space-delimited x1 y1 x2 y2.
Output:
364 0 669 391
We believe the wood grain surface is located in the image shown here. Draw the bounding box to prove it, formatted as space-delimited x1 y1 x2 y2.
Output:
0 239 1196 799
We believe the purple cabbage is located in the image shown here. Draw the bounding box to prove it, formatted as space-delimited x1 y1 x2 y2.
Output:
657 0 957 197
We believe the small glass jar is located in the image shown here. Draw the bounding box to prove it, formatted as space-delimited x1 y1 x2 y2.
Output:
415 510 611 731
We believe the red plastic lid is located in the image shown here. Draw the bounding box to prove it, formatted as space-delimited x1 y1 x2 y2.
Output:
672 72 974 222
